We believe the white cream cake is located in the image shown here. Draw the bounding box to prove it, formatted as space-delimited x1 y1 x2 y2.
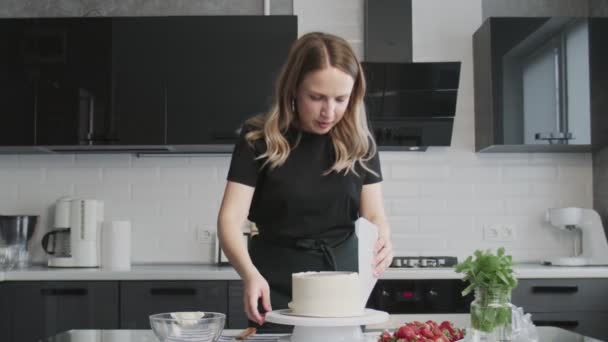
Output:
288 271 363 317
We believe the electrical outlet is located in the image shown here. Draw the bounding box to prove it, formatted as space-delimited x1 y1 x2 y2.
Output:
483 224 515 242
196 227 214 244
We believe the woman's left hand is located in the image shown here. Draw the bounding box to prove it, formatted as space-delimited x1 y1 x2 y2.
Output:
373 235 393 277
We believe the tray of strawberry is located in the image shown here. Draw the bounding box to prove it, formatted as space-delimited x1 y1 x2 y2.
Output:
377 320 465 342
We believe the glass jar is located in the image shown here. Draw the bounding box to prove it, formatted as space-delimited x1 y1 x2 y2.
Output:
470 286 513 342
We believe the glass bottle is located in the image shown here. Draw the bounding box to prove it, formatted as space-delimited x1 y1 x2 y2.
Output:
470 286 512 342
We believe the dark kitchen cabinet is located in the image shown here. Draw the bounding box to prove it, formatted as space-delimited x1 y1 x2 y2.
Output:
228 281 248 329
9 281 119 342
511 279 608 340
474 17 608 152
120 281 228 329
34 18 113 146
0 283 11 342
0 19 36 146
165 16 295 147
34 18 167 149
109 18 167 146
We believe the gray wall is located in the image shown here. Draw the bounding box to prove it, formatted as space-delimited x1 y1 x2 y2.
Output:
0 0 293 17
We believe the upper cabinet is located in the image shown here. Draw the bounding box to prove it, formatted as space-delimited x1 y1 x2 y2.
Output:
0 16 297 154
474 17 608 152
165 16 295 148
0 19 36 147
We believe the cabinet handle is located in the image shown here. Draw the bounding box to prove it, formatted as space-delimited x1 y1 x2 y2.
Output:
40 288 88 296
531 285 578 293
150 288 197 296
534 320 579 328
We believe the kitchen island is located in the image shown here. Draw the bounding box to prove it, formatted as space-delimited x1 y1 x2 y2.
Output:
46 327 605 341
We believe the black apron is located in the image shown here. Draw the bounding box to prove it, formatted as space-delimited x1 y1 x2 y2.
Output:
248 230 359 333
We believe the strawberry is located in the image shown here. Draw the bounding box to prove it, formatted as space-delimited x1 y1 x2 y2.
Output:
395 326 417 340
420 326 435 339
439 321 456 336
426 320 439 330
432 327 444 338
378 331 394 342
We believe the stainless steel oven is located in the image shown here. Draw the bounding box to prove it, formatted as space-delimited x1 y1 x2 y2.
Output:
366 279 473 329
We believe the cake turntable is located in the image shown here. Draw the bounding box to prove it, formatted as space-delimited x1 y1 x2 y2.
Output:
265 308 389 342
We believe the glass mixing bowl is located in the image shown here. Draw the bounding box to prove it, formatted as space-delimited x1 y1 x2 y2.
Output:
149 312 226 342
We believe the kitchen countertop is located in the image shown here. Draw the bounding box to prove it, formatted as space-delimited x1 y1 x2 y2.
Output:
45 327 605 342
1 262 608 281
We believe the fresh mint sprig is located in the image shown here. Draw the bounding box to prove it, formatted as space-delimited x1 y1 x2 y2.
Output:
455 247 518 333
455 247 517 296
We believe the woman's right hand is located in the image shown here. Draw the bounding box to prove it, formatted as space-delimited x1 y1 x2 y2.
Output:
243 272 272 325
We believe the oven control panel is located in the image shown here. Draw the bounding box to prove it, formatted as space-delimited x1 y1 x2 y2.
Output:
390 256 458 268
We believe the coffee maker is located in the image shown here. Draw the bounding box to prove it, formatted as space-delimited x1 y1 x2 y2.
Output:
42 197 104 267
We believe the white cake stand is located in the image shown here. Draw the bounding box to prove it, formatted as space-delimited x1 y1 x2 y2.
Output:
265 309 389 342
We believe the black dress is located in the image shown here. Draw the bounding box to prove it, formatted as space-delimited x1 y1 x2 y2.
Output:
227 125 382 332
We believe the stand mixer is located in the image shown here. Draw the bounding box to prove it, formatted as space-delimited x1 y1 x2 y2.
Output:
542 207 608 266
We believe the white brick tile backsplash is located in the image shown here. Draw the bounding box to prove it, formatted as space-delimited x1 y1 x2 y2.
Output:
445 199 504 215
391 234 448 254
475 153 530 164
391 164 448 180
75 154 132 167
0 184 18 202
505 198 561 215
19 154 75 167
160 167 217 183
387 216 420 234
0 168 44 184
420 183 474 198
503 165 558 181
74 183 131 201
18 184 72 203
189 183 227 209
102 167 159 184
46 168 102 183
392 198 446 215
419 215 474 232
132 156 189 167
530 152 592 165
188 155 231 167
379 151 420 162
0 155 19 164
382 182 420 198
558 165 592 182
104 200 158 220
159 199 220 220
531 183 583 197
473 183 530 198
449 165 502 183
132 183 188 201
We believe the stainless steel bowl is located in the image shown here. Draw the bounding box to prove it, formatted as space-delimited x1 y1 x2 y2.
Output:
149 312 226 342
0 215 39 269
0 215 39 244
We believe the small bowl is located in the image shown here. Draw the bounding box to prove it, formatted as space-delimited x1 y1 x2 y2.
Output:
149 312 226 342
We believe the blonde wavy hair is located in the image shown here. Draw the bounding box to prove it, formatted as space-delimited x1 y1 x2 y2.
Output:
245 32 378 177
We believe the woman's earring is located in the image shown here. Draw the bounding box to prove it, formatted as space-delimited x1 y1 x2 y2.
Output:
291 99 296 113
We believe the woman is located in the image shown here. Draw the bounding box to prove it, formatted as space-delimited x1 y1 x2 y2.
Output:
217 32 393 329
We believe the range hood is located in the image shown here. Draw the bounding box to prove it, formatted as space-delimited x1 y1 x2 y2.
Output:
364 0 461 150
